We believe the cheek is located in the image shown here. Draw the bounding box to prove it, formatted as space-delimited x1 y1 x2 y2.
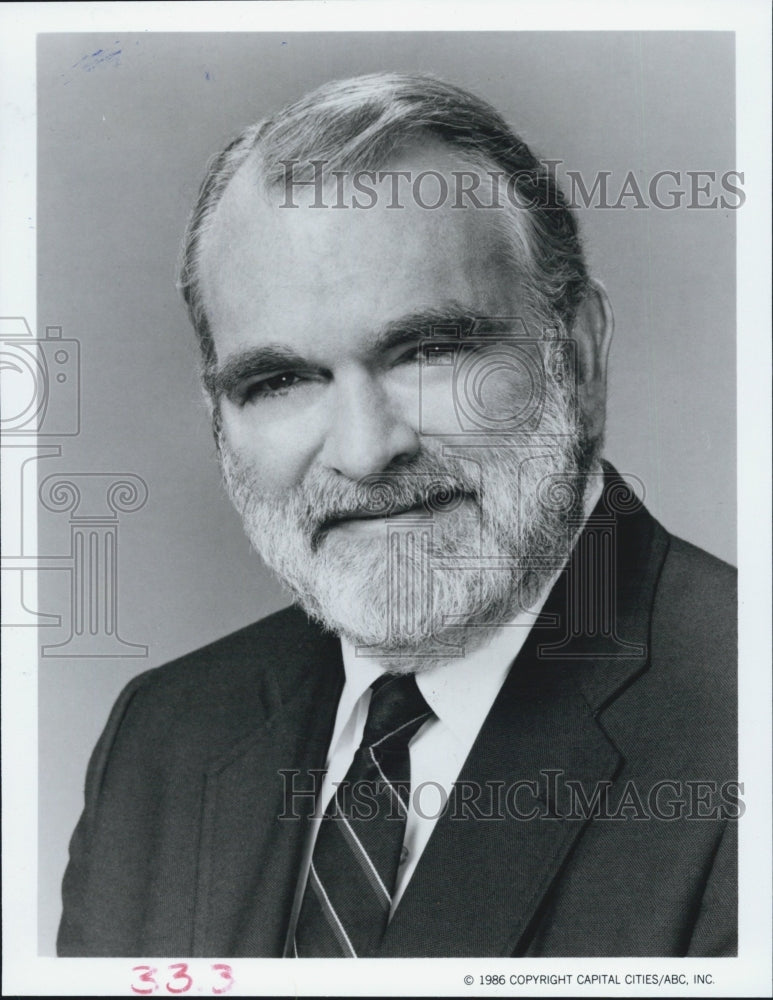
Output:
414 356 538 436
219 405 320 490
410 365 463 435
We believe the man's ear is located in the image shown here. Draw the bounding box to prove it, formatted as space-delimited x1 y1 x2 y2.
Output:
199 382 224 449
572 280 614 444
200 382 216 420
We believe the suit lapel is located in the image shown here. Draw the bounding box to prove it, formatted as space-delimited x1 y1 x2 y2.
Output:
192 622 344 956
378 649 622 956
380 469 670 956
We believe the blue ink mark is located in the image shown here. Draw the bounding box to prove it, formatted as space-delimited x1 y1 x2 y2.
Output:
72 45 122 72
205 71 210 80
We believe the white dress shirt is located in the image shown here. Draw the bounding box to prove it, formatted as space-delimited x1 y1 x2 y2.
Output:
286 473 602 941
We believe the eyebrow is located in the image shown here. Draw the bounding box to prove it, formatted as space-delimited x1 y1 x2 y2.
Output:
370 304 480 351
204 302 484 400
204 345 315 400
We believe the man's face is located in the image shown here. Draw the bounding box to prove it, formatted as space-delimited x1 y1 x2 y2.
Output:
199 143 591 668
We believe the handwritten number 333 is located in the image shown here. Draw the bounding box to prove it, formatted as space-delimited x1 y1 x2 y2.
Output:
131 963 234 995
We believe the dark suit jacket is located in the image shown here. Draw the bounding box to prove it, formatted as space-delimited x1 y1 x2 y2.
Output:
58 470 737 957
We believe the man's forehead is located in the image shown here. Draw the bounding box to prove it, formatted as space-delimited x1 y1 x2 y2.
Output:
197 139 522 359
202 137 513 259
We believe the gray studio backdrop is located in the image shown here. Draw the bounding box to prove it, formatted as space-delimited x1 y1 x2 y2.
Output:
36 31 735 952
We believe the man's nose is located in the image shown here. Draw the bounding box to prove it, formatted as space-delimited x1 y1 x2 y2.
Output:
318 371 420 480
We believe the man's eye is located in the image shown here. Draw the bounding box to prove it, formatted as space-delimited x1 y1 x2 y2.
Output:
242 372 305 401
396 343 456 365
420 342 465 367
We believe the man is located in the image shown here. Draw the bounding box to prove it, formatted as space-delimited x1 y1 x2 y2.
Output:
58 73 737 957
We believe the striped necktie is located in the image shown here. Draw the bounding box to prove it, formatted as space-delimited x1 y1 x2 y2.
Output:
293 672 433 957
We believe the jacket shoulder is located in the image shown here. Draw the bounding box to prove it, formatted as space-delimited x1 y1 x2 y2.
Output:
104 604 338 766
643 532 737 768
660 534 736 605
653 534 736 666
135 603 322 690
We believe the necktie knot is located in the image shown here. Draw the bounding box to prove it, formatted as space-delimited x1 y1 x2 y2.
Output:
360 672 432 751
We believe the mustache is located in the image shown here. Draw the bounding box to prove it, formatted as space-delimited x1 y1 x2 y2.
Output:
287 459 483 550
314 478 478 542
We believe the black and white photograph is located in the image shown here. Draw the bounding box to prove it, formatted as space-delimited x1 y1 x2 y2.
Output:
1 2 770 996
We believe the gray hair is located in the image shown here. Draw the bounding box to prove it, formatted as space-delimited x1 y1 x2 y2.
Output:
178 72 591 372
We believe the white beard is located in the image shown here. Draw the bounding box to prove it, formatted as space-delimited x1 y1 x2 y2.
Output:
219 374 594 672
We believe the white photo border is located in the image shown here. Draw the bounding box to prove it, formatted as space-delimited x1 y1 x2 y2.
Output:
1 1 770 996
